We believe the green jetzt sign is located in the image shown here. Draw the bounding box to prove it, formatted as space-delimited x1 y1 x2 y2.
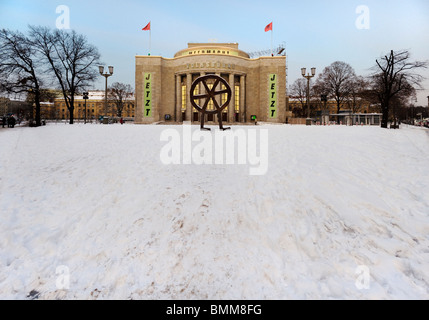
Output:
269 74 277 118
144 73 152 117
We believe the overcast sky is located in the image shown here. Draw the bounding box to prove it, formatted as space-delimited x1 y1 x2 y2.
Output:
1 0 428 106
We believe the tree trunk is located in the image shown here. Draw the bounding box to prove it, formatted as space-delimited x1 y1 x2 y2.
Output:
336 101 341 124
69 107 74 124
34 98 41 127
381 103 389 128
392 102 398 129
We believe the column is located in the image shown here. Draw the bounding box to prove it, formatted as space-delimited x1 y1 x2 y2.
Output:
228 73 235 123
175 74 181 122
199 72 206 124
215 73 221 123
240 75 246 122
186 73 192 122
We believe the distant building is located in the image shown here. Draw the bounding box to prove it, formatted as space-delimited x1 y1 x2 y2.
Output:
288 96 380 125
329 111 382 125
53 90 135 121
135 42 290 124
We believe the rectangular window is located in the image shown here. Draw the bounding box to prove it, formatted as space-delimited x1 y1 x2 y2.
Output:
181 84 186 110
193 86 199 112
207 84 214 110
221 83 227 112
235 85 240 112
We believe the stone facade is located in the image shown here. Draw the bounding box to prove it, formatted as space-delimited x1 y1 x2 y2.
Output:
135 43 288 124
54 90 135 120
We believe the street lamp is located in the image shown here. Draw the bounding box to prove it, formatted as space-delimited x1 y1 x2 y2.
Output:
301 67 316 125
99 65 114 122
83 91 89 124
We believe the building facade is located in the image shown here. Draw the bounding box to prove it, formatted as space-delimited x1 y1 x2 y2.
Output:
53 90 135 121
135 43 289 124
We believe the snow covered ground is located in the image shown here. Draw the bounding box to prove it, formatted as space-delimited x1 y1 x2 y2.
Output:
0 123 428 300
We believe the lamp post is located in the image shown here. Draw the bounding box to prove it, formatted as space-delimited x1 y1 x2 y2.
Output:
99 65 114 122
301 67 316 126
83 91 89 124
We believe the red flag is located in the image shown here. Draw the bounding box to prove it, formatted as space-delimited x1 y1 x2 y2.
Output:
142 22 151 31
265 22 272 32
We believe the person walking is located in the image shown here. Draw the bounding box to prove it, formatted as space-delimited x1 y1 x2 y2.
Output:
1 116 6 128
8 116 16 128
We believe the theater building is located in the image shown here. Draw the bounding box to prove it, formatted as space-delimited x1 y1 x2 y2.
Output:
135 43 289 124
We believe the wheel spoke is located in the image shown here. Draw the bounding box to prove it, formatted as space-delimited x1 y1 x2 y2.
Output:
212 97 220 110
215 89 229 95
212 79 220 92
202 97 210 110
193 93 209 100
202 80 211 94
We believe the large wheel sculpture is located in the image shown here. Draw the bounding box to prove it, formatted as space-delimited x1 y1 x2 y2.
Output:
190 74 232 131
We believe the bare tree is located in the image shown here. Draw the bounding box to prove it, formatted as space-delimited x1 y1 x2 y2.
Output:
29 26 101 124
289 78 318 117
108 82 134 117
289 79 307 109
369 49 427 128
346 76 370 115
315 61 357 123
0 29 44 126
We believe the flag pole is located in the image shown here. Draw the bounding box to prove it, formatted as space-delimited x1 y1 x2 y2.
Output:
143 22 151 56
271 21 274 56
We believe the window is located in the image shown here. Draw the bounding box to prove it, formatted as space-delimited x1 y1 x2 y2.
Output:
181 84 186 110
193 85 199 112
207 84 214 110
221 83 228 112
235 85 240 112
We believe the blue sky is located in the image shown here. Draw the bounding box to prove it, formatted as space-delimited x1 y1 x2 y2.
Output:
1 0 428 106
